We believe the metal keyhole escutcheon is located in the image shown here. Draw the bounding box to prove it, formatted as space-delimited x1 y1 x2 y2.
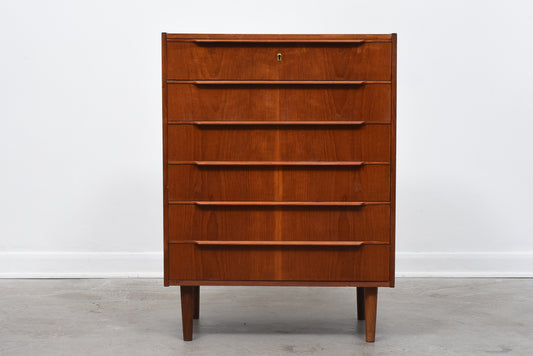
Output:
277 53 282 61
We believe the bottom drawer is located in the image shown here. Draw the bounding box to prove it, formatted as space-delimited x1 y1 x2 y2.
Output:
168 243 389 282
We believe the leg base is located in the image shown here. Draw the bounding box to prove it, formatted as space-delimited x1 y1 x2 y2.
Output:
364 287 378 342
356 287 365 320
193 286 200 319
180 286 194 341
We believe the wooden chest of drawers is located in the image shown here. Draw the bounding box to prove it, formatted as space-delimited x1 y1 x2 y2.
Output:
162 33 397 342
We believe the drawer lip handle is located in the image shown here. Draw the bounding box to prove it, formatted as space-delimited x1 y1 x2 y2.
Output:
192 161 365 167
167 80 391 85
191 39 367 44
192 80 367 85
194 201 366 207
191 240 369 247
168 201 390 206
186 120 366 126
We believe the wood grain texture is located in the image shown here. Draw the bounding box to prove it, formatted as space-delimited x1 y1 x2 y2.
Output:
364 287 378 342
163 33 396 342
180 286 194 341
162 33 170 286
166 34 393 40
167 164 390 201
167 84 391 123
168 204 390 243
166 42 391 80
389 33 397 288
170 280 392 287
168 125 390 162
169 244 389 281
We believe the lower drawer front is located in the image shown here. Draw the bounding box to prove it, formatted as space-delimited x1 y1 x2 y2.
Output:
168 244 389 282
168 164 390 201
169 204 390 242
168 124 390 162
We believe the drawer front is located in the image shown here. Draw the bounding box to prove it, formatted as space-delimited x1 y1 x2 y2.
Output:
169 204 390 242
168 125 390 162
168 84 391 123
169 243 389 281
166 42 391 80
168 164 390 201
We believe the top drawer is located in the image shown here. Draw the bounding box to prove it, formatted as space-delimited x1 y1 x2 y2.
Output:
166 40 391 81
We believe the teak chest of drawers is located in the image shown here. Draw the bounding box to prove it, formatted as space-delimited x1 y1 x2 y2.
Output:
162 33 397 342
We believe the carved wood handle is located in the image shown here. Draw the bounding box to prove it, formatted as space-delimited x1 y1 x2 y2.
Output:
192 240 366 246
188 121 366 126
192 80 367 85
192 161 365 167
194 201 366 207
192 39 366 44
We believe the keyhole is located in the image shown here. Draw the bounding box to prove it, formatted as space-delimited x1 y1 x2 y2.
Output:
277 53 282 62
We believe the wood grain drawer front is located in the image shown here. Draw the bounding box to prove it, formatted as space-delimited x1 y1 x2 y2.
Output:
169 243 389 281
168 164 390 202
168 125 390 162
166 41 391 80
169 204 390 243
167 84 391 123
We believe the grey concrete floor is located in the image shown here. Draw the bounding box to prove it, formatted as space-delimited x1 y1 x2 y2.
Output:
0 279 532 355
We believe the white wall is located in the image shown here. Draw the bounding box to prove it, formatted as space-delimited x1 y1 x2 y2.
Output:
1 0 532 277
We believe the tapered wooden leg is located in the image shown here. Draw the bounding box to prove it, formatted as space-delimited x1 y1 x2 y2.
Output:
180 286 194 341
357 287 365 320
364 287 378 342
193 286 200 319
